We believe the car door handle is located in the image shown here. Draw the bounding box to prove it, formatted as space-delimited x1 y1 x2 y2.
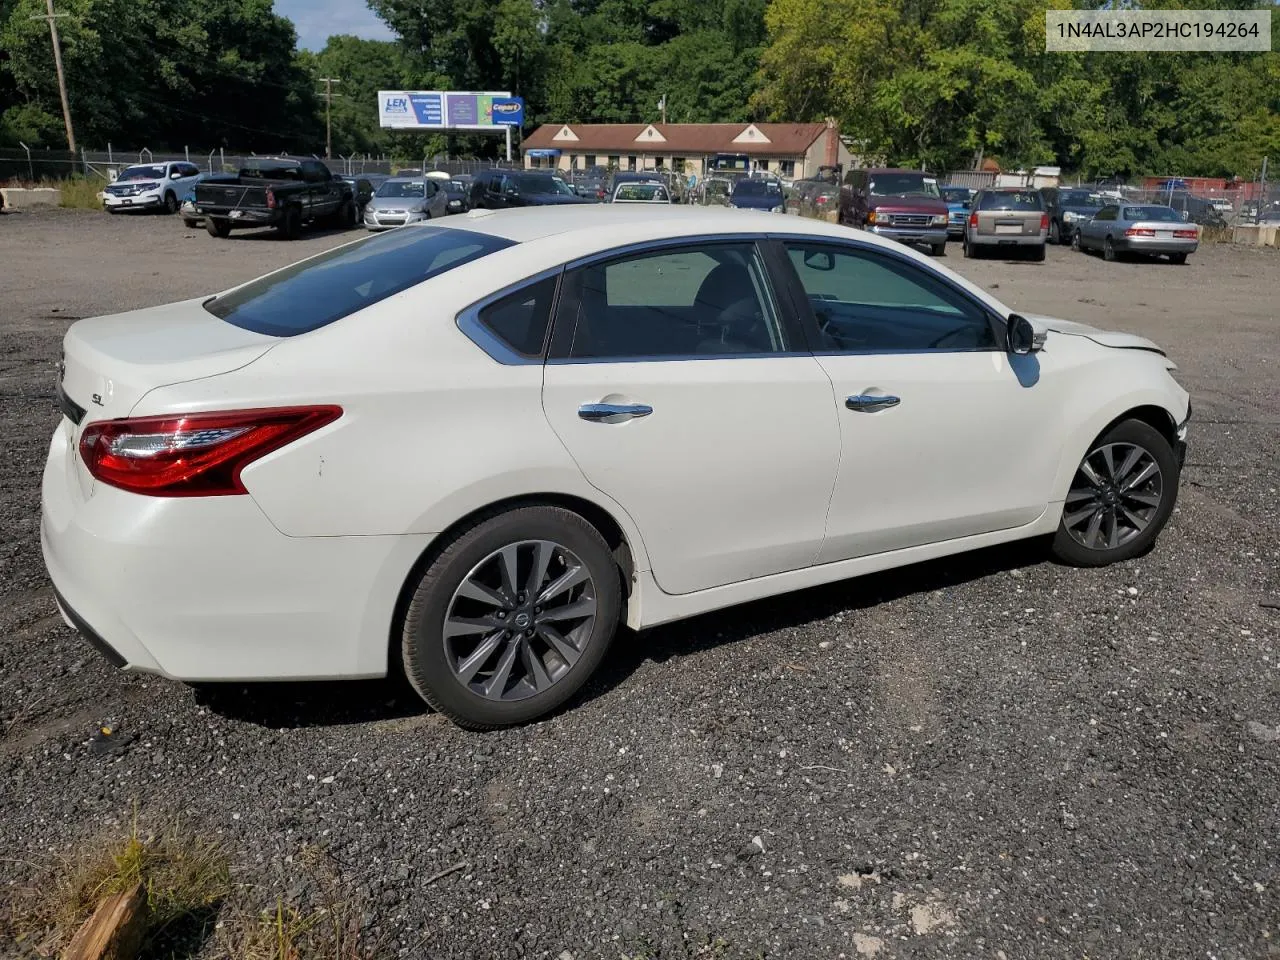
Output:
578 402 654 423
846 394 901 412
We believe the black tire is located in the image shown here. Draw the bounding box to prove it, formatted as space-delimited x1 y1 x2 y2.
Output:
163 192 179 215
277 205 302 240
1103 235 1117 261
962 237 976 259
1072 230 1083 253
1048 219 1061 244
206 218 231 238
1029 243 1046 262
401 505 623 730
1051 418 1179 567
182 218 199 229
930 242 946 256
1168 252 1187 265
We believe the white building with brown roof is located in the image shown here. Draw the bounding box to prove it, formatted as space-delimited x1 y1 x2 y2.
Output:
521 121 851 179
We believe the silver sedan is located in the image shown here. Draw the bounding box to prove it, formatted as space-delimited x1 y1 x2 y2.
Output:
1075 203 1200 264
363 177 449 231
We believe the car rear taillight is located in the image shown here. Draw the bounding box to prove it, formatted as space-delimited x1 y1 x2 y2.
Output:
1174 228 1197 238
78 405 341 497
1040 213 1049 230
968 211 978 227
266 189 276 209
816 195 828 205
1125 227 1156 237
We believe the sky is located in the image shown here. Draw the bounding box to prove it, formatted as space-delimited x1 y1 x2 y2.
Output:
274 0 395 51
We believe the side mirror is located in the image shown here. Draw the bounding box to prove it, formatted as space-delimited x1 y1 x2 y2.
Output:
1180 210 1190 221
1007 314 1039 355
803 250 835 271
170 171 183 179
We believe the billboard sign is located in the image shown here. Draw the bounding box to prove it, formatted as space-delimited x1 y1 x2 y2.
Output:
378 91 524 131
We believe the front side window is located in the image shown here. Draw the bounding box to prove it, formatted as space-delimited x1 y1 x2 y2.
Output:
559 243 786 359
784 242 996 353
206 227 514 337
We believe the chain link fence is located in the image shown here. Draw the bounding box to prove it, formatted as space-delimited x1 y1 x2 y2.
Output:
0 147 518 184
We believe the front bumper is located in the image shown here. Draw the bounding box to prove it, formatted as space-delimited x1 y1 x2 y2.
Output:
103 192 161 210
364 212 426 230
869 225 949 245
41 418 428 681
1117 236 1199 255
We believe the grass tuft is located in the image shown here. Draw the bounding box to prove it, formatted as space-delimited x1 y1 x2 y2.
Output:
1 811 229 957
57 176 108 210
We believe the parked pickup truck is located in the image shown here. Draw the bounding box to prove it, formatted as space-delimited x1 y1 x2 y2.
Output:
195 158 355 239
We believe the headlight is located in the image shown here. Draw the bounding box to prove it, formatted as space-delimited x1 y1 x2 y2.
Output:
930 214 947 226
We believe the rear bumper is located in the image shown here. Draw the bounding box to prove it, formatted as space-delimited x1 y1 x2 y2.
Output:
40 419 430 681
199 208 277 225
969 231 1047 247
1116 236 1198 254
869 225 949 245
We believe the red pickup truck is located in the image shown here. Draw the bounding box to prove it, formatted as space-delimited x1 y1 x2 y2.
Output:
838 167 951 256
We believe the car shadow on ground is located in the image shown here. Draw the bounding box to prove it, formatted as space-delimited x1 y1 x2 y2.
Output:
194 538 1050 730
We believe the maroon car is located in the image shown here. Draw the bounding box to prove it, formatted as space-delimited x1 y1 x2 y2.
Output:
838 168 950 255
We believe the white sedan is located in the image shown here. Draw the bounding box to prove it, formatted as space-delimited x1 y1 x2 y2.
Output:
43 207 1190 729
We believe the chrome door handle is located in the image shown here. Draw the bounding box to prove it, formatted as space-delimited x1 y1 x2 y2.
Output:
578 402 654 423
846 394 900 412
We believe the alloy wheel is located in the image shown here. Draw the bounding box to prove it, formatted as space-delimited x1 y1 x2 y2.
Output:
443 540 597 702
1062 442 1164 550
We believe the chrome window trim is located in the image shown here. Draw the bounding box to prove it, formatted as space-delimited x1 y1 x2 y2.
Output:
768 231 1009 351
562 232 770 271
547 351 813 366
456 266 564 365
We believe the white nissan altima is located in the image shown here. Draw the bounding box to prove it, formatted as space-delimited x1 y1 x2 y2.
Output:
43 206 1190 729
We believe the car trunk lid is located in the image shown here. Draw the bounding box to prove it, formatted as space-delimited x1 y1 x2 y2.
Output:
976 209 1042 236
60 298 279 424
195 182 270 209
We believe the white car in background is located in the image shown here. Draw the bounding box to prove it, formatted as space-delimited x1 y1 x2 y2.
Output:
101 161 201 215
43 207 1190 729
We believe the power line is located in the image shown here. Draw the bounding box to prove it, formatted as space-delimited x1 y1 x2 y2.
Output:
30 0 76 152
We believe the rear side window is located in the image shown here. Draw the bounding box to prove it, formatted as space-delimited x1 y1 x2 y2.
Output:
475 277 557 357
206 227 514 336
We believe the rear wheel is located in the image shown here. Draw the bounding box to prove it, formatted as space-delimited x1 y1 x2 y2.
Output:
206 218 231 238
962 236 976 259
1168 252 1187 265
1048 219 1061 244
1072 230 1083 253
1029 243 1046 262
1051 419 1178 567
401 506 622 729
1103 235 1117 261
277 206 302 240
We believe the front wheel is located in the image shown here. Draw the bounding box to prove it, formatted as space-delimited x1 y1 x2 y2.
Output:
930 242 946 256
401 506 623 729
277 206 302 240
1051 419 1179 567
163 192 178 215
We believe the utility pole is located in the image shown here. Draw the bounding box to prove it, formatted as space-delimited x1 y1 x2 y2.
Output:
31 0 76 152
318 77 340 158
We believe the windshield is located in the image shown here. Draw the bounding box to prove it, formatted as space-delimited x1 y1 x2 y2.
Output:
868 173 940 198
1060 190 1104 208
615 183 668 201
118 165 165 181
940 187 971 203
511 175 573 195
1124 206 1182 222
978 190 1043 211
376 180 427 199
733 180 781 197
205 227 514 337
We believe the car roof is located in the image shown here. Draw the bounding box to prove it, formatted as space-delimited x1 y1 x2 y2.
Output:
437 205 902 246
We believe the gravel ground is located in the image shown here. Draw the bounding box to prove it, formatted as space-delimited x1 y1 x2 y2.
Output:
1 207 1278 959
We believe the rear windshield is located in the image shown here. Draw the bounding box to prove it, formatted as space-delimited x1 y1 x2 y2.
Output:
1123 206 1181 222
733 180 782 197
205 227 514 336
1059 190 1104 207
940 187 971 202
241 161 302 181
616 183 667 201
978 190 1043 211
